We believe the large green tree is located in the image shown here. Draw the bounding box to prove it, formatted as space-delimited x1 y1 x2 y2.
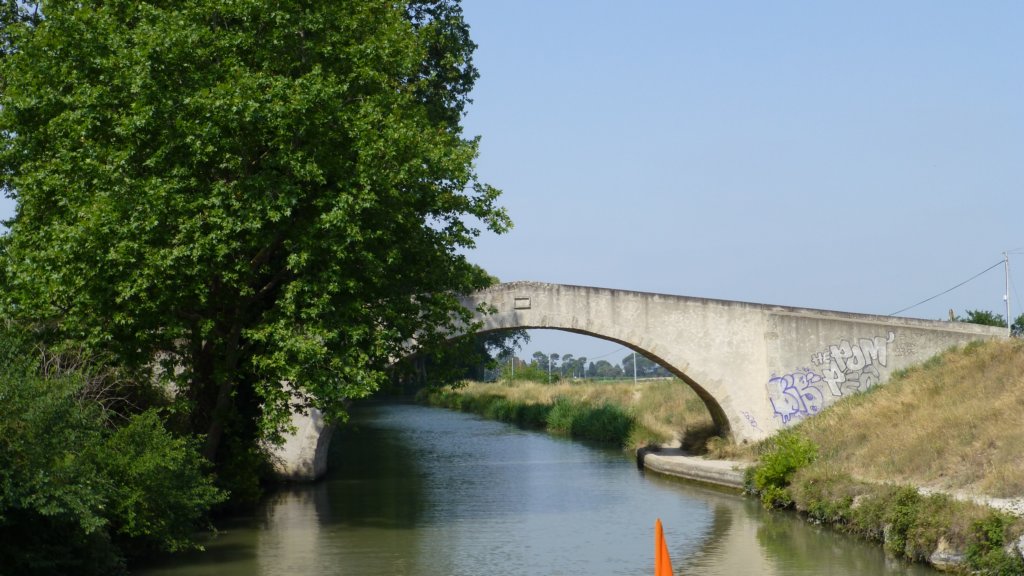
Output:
0 0 508 460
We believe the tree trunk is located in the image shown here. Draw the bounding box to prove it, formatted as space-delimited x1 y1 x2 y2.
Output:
202 319 243 462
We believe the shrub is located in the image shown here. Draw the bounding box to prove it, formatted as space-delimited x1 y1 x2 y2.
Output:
545 397 582 435
847 485 899 542
747 429 818 509
513 403 551 429
483 397 515 422
500 363 549 383
966 513 1024 576
847 486 980 563
99 410 226 557
0 329 224 573
568 403 634 444
884 486 923 558
790 464 865 524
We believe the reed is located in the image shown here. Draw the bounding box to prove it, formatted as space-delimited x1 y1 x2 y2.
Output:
420 378 716 449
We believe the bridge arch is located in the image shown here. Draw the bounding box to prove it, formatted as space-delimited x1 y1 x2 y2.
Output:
471 324 732 440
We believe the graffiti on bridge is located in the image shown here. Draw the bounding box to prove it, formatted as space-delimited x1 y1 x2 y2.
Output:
741 410 762 433
769 331 897 425
767 368 825 425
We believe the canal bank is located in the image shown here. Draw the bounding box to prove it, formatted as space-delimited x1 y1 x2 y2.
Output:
639 448 1024 574
639 447 1024 518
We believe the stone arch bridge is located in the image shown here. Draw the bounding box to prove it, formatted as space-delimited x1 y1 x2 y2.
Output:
274 281 1004 480
462 282 1004 443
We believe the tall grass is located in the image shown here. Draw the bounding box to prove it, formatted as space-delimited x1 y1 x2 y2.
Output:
420 378 716 450
794 339 1024 497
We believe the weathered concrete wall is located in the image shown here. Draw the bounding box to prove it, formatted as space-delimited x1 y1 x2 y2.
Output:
268 406 333 481
463 281 1005 443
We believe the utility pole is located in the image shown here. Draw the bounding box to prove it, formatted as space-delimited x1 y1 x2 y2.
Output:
632 351 637 384
1005 251 1012 338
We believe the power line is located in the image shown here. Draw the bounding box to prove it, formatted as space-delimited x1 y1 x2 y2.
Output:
889 260 1004 317
587 345 627 361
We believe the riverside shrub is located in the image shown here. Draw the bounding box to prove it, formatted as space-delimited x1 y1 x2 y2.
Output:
966 513 1024 575
0 329 224 574
747 429 818 509
545 397 583 435
790 465 865 524
567 403 634 444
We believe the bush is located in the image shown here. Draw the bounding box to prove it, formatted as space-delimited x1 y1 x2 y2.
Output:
0 330 224 573
544 398 634 444
545 397 582 435
746 429 818 509
966 513 1024 575
790 464 865 524
568 403 634 444
483 397 515 422
0 509 126 576
884 486 923 557
513 403 552 429
100 410 226 557
500 363 550 383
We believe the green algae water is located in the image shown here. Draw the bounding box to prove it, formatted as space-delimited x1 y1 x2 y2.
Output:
138 403 938 575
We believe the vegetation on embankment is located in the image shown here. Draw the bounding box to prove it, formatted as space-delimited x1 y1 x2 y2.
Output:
419 378 717 449
793 338 1024 497
745 339 1024 574
428 340 1024 573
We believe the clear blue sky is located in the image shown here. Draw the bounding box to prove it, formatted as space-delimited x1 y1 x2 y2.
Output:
457 0 1024 362
2 2 1022 366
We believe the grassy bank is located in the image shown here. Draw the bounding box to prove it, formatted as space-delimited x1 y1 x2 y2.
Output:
795 338 1024 497
419 378 716 449
746 339 1024 574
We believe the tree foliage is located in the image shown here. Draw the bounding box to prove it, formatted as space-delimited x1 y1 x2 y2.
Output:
621 352 671 378
0 327 223 575
0 0 507 460
957 309 1024 338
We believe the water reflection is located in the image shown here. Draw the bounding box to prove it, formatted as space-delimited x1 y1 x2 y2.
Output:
645 473 932 576
138 404 937 576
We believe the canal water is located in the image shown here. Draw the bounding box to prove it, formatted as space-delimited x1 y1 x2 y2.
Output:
138 403 938 576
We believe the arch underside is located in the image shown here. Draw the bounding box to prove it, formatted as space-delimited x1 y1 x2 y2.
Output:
474 325 732 440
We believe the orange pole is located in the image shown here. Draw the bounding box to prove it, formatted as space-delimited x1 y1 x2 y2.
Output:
655 518 674 576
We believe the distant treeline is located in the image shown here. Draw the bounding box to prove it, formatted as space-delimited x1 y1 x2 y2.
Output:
488 350 671 382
